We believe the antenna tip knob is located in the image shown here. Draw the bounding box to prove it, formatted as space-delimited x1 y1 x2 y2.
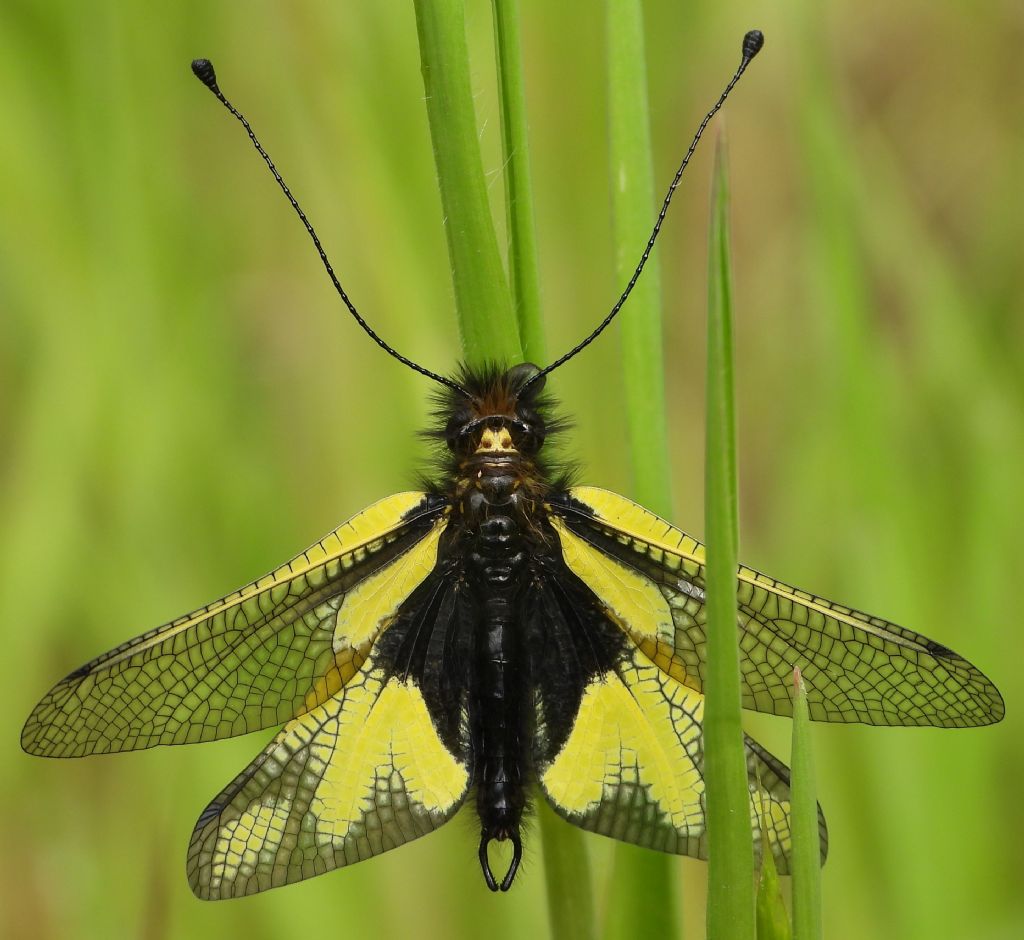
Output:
742 30 764 60
191 58 219 91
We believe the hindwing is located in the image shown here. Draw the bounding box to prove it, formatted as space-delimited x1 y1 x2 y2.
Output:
187 645 470 899
531 583 825 873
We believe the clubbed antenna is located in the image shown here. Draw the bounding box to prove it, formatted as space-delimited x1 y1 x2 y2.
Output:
190 58 470 398
522 29 765 391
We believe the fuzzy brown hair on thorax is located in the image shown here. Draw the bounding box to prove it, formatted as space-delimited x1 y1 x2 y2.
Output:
420 363 574 497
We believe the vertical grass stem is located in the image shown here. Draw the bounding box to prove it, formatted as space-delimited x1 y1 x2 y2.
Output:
604 1 678 934
491 0 545 364
414 0 522 366
704 132 756 939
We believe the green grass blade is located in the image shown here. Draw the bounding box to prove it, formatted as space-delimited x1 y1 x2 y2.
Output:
605 0 673 517
755 811 792 940
790 668 823 940
537 800 597 940
413 0 521 366
604 845 678 940
703 132 755 939
490 3 593 935
603 1 678 934
491 0 545 364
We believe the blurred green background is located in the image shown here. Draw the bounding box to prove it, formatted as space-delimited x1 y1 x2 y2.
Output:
2 1 1022 938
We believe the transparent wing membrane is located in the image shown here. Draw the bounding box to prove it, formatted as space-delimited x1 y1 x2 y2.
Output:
554 487 1003 728
22 494 445 757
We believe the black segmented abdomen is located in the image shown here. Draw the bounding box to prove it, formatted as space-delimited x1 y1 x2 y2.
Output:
374 493 627 892
467 514 530 887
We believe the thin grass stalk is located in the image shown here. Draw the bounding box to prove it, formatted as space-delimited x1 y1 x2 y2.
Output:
790 669 823 940
490 3 595 936
603 1 678 934
491 0 545 364
413 0 521 365
536 801 597 940
755 808 792 940
703 133 755 939
605 0 674 517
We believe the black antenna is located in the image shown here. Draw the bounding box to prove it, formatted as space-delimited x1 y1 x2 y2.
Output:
190 59 470 398
522 29 765 392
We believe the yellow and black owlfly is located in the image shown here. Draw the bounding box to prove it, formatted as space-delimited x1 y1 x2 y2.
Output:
22 30 1003 899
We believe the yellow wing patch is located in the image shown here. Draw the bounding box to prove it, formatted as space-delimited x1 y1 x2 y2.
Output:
568 486 706 576
551 517 673 644
538 645 823 871
541 660 704 842
302 521 445 713
138 490 433 661
189 654 469 900
332 520 444 651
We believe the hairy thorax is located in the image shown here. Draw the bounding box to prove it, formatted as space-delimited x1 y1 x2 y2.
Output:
452 437 551 549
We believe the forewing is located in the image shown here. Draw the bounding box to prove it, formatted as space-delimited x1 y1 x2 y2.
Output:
23 493 447 757
187 637 470 898
535 630 825 873
551 487 1003 728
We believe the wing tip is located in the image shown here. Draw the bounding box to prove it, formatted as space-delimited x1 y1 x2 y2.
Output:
19 710 64 757
186 871 225 901
923 640 1006 726
978 689 1006 726
746 734 829 873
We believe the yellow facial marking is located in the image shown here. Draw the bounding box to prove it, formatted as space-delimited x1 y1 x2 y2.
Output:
476 427 516 453
552 517 674 644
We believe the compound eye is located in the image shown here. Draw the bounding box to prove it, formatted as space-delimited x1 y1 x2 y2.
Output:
511 414 545 454
448 420 484 455
444 422 468 452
